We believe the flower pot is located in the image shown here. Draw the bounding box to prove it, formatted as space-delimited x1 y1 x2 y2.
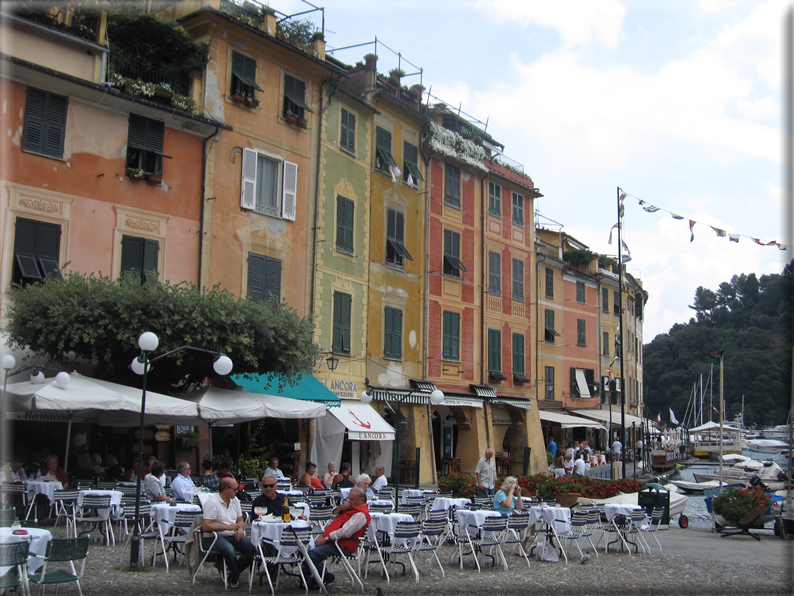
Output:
154 89 173 100
232 93 246 104
180 437 199 448
127 168 145 180
246 99 259 109
739 505 767 526
146 173 162 184
285 114 299 125
556 492 580 508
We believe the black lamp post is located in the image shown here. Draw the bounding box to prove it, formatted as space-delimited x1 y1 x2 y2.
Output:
127 331 233 567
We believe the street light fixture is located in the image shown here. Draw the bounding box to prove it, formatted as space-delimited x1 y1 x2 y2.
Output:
127 332 233 567
360 388 444 511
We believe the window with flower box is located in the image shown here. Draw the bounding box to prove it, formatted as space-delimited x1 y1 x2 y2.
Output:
126 114 170 178
231 51 263 102
283 74 312 121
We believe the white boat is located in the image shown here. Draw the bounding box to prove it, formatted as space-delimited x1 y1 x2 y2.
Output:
688 421 743 458
693 461 787 490
670 479 742 493
579 490 688 520
747 439 789 454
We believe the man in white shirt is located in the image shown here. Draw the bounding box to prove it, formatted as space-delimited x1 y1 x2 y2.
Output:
636 439 644 460
371 466 387 494
573 454 586 475
475 449 496 497
263 457 287 481
202 478 257 589
0 455 28 483
612 438 623 461
171 461 196 501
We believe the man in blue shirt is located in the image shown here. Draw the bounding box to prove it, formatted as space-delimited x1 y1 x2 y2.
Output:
171 461 196 501
547 439 557 457
263 457 287 481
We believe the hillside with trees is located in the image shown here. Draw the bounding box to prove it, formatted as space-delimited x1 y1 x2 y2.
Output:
643 262 792 427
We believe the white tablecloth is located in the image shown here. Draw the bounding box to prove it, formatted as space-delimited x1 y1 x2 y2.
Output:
368 500 395 511
455 509 501 530
529 506 571 534
431 497 471 512
77 490 123 519
604 503 643 521
251 520 310 557
25 480 63 501
0 527 52 575
401 489 433 504
151 502 201 535
367 512 415 545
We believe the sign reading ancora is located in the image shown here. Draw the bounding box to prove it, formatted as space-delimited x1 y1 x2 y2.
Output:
322 379 358 399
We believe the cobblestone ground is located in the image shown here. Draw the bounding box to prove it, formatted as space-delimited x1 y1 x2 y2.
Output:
24 523 794 596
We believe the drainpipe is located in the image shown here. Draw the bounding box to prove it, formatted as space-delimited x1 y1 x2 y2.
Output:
198 125 220 288
480 170 491 448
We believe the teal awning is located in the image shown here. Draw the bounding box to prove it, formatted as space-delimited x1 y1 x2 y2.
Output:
231 373 341 407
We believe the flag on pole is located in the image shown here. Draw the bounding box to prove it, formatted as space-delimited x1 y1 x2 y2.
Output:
669 408 679 425
643 204 660 213
607 223 619 245
656 412 661 423
712 406 719 414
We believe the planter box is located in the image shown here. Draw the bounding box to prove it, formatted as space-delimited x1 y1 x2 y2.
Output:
556 492 580 508
126 168 145 180
146 173 162 184
180 437 199 448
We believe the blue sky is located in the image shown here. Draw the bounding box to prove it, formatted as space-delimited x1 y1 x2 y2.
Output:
276 0 786 340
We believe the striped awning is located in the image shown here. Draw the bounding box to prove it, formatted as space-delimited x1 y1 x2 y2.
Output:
411 380 437 393
471 384 497 398
369 387 428 404
490 397 532 410
440 393 484 408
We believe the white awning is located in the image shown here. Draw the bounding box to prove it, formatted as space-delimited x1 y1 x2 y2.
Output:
570 408 643 427
688 421 741 433
574 369 591 398
539 410 605 428
328 401 395 440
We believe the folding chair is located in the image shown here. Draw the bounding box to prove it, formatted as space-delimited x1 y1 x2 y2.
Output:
29 536 89 596
1 483 32 521
0 541 31 596
369 520 421 585
640 507 665 553
308 506 333 538
628 510 651 554
416 519 446 577
461 516 508 573
377 488 394 502
158 510 202 571
559 511 599 561
369 502 392 514
252 526 312 595
598 512 634 556
50 489 79 530
119 501 160 566
399 504 422 521
324 537 364 592
73 495 114 546
505 512 532 569
474 496 493 509
240 501 253 526
194 528 249 590
96 481 117 490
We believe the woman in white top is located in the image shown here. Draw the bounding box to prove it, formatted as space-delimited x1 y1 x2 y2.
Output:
563 454 574 475
322 461 337 489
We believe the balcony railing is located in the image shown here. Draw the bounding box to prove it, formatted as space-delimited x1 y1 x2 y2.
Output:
220 0 266 20
109 57 190 97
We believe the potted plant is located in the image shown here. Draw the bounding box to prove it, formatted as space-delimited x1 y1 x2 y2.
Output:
245 94 260 108
179 430 200 447
298 116 308 128
146 171 162 184
437 472 477 499
285 111 299 125
154 83 174 101
712 487 772 527
231 91 246 104
127 167 146 180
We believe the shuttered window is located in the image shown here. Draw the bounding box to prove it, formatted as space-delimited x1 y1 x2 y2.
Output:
126 114 170 175
336 196 354 254
240 148 297 221
577 319 586 346
375 127 396 172
443 229 467 277
488 251 500 296
602 287 609 312
512 259 524 301
545 267 554 298
512 333 525 375
22 87 68 158
576 281 585 303
12 217 62 285
283 74 312 119
442 311 460 360
544 309 559 342
487 328 501 372
332 291 352 354
403 141 423 184
386 208 412 268
340 107 356 153
614 291 621 314
231 51 263 98
488 181 501 217
603 331 609 356
383 306 403 360
247 253 281 303
512 192 524 226
121 235 159 285
545 366 555 400
444 163 461 207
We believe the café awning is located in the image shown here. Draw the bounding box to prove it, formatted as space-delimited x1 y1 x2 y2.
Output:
327 401 395 440
232 373 340 406
539 410 605 428
570 408 643 427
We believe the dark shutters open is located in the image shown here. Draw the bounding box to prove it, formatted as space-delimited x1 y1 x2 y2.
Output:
22 88 68 158
13 217 62 283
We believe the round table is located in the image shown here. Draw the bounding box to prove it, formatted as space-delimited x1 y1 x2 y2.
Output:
0 527 52 575
367 512 415 545
25 480 63 502
150 502 201 535
431 497 470 512
529 505 571 534
604 503 644 521
400 489 433 504
77 490 123 519
368 499 395 511
251 520 311 556
455 509 501 530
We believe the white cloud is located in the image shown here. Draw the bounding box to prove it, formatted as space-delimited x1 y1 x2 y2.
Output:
485 0 626 47
735 95 778 120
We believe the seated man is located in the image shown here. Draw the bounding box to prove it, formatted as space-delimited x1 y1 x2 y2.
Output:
250 476 284 521
144 461 174 503
0 454 28 483
370 466 387 495
202 478 257 589
171 461 196 501
305 487 370 589
201 459 219 489
298 462 323 491
262 457 287 481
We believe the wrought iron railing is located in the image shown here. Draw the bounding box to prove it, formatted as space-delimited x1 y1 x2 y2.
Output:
220 0 265 20
109 56 190 96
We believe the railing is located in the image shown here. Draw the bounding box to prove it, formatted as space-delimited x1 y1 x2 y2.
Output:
109 56 190 96
220 0 265 20
492 153 525 173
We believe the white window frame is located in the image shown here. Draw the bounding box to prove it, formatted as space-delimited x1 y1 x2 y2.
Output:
241 147 297 221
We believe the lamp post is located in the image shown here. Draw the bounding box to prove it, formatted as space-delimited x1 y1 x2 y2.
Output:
360 388 444 512
128 332 233 567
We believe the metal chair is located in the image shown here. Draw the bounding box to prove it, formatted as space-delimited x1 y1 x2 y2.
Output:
252 526 312 595
96 481 117 490
73 495 114 546
399 504 422 521
118 500 158 565
559 511 599 561
0 507 16 527
505 512 532 569
157 510 201 571
240 501 253 526
378 487 395 501
369 502 392 514
50 489 79 530
308 506 333 538
627 510 650 554
29 536 89 596
416 519 446 577
324 537 365 592
0 541 31 596
1 482 33 521
370 520 422 585
640 507 665 553
461 516 508 573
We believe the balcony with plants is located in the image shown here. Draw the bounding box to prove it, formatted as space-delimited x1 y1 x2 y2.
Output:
11 1 108 45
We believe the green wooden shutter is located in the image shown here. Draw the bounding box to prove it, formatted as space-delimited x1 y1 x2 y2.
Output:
22 88 46 153
341 293 351 353
488 329 501 372
265 257 281 302
341 108 355 153
281 160 298 221
577 319 586 345
128 115 147 150
488 251 500 295
143 238 159 284
232 52 244 80
121 236 143 280
512 259 524 301
512 333 525 374
247 253 264 302
384 307 402 359
336 196 354 253
43 93 67 157
442 311 460 360
22 88 68 158
333 292 351 354
14 218 42 279
243 55 257 90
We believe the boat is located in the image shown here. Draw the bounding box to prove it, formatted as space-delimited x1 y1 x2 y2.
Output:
693 461 787 491
670 479 745 493
688 421 743 458
651 449 680 471
579 489 688 522
747 439 789 454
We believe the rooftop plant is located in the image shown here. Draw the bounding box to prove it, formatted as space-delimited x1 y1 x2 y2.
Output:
426 121 487 172
563 248 595 269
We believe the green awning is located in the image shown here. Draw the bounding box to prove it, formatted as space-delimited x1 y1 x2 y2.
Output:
231 373 340 406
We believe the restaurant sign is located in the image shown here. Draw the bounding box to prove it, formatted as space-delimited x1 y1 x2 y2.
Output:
349 431 390 440
5 411 97 423
320 379 359 400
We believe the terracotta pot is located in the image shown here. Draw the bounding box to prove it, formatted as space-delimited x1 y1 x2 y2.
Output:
146 173 162 184
285 114 298 124
180 438 199 447
556 492 580 508
127 168 145 180
232 93 245 104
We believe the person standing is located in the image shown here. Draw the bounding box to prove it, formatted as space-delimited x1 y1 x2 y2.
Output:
475 449 496 498
547 439 557 457
612 436 623 461
572 453 586 476
636 438 644 461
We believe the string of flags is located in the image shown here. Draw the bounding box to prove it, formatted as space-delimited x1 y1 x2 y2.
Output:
619 189 788 250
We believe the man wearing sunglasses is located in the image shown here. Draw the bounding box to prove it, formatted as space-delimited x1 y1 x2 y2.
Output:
202 478 256 589
251 477 285 521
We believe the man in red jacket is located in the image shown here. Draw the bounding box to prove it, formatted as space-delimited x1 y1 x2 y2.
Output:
305 486 370 588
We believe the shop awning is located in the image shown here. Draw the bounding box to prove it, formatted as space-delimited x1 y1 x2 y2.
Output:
328 401 395 440
491 396 532 410
570 408 643 427
574 369 591 398
232 373 340 406
539 410 605 428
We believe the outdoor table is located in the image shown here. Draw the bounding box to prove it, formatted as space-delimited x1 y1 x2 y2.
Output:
455 509 501 531
369 499 395 511
251 519 310 557
529 505 571 534
77 490 122 519
431 497 471 512
366 511 414 541
150 502 201 535
25 480 62 502
0 527 52 576
401 489 434 504
604 503 643 554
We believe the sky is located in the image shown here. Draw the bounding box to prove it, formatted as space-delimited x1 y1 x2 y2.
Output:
275 0 788 341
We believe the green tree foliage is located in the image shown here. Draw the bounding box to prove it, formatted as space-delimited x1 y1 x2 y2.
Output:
644 263 792 427
5 273 320 394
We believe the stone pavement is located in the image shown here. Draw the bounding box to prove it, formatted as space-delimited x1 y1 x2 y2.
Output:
29 521 792 596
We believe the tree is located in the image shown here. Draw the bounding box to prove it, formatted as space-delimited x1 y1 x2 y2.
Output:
5 273 320 394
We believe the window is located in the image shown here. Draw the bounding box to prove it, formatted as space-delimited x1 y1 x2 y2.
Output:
336 196 354 254
545 267 554 298
488 181 501 217
512 192 524 226
375 127 396 173
340 107 356 153
126 114 170 176
602 287 609 313
383 306 403 359
488 251 501 296
577 319 586 346
283 74 312 120
12 217 62 285
247 253 281 303
636 297 643 319
231 51 263 99
512 333 525 375
544 309 559 342
576 281 585 303
332 291 351 354
487 329 501 372
613 290 621 315
121 235 158 285
403 141 423 185
512 259 524 301
571 368 595 398
442 311 460 360
545 366 555 400
603 331 609 356
240 148 297 220
22 87 67 158
444 163 461 207
386 208 412 268
443 229 467 277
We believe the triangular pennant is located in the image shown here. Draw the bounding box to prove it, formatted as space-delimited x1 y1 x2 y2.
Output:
607 223 619 245
752 238 764 245
729 234 740 243
710 226 726 237
621 239 631 257
619 192 626 202
671 213 684 220
777 243 787 250
638 199 646 205
689 220 696 243
643 204 660 213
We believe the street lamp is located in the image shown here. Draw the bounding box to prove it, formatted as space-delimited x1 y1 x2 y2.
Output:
127 332 233 566
360 388 444 511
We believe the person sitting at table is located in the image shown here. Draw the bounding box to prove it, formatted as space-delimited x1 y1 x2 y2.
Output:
201 459 219 489
0 453 28 483
217 461 235 482
331 462 355 489
71 453 97 484
322 461 337 489
91 453 106 480
552 454 566 478
105 454 124 483
355 474 375 500
298 462 323 491
493 476 524 516
144 461 174 503
371 466 387 495
250 475 284 521
171 461 196 501
263 457 287 481
41 455 69 487
563 454 574 475
123 459 139 482
304 486 370 589
201 477 257 590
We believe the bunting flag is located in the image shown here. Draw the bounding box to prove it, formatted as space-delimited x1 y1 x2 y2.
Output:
619 191 627 202
777 243 787 250
619 203 625 218
710 226 726 237
656 412 661 423
621 239 631 257
643 204 660 213
669 408 679 425
712 406 719 414
671 213 684 220
729 234 740 243
689 220 696 242
607 223 619 245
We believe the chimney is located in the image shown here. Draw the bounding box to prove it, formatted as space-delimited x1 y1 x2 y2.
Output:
263 7 277 36
312 32 325 60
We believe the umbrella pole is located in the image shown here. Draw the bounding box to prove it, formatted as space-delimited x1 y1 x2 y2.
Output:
64 415 73 473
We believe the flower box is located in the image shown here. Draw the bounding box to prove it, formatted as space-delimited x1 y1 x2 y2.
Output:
146 173 162 184
127 168 146 180
232 93 246 104
285 113 299 125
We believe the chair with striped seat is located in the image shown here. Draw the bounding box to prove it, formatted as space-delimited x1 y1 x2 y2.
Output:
29 536 89 596
73 495 114 546
252 525 312 594
0 541 30 596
